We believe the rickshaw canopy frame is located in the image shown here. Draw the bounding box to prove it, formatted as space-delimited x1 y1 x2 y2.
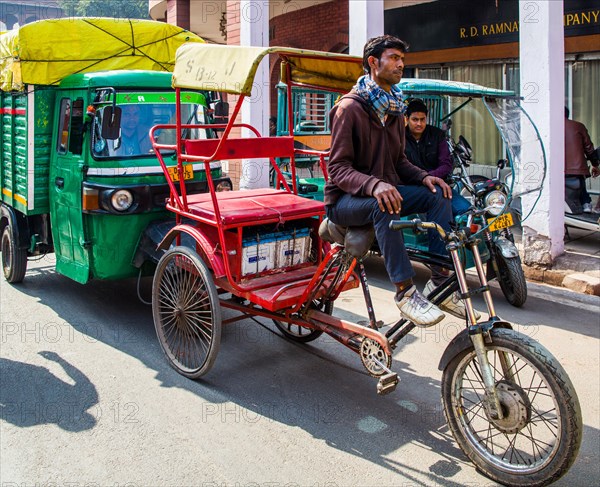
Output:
172 44 364 96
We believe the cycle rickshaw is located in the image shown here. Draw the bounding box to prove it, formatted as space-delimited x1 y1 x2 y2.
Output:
149 44 581 487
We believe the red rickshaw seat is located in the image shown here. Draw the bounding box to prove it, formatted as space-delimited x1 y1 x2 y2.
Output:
185 188 325 225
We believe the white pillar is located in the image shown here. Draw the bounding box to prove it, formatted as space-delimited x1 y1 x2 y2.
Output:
519 1 565 265
349 0 384 56
239 0 270 189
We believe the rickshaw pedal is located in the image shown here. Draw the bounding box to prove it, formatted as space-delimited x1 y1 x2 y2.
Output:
377 372 399 395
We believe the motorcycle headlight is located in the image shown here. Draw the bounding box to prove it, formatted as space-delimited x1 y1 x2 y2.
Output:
484 190 507 216
111 189 134 212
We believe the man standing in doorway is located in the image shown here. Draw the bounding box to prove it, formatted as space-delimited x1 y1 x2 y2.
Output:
564 106 599 213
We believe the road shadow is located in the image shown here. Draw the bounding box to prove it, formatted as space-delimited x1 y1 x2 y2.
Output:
0 352 98 431
4 263 598 486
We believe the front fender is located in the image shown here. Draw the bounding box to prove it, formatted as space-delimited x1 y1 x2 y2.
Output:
0 203 30 249
158 224 226 277
438 320 513 371
494 236 519 259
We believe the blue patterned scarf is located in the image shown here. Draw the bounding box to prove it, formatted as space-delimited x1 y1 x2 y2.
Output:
353 75 405 125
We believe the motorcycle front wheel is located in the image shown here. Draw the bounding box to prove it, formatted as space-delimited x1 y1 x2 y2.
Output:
442 328 582 487
495 252 527 307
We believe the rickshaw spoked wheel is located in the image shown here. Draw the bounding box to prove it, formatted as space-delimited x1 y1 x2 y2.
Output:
272 300 333 343
152 246 222 379
1 224 27 283
441 328 582 486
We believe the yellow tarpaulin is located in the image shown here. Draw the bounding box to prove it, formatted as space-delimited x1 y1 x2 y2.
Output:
172 44 364 96
0 17 204 91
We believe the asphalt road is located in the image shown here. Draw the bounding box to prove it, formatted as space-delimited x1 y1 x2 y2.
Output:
1 255 599 486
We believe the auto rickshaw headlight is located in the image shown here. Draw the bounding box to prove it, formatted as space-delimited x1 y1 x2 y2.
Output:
111 189 134 212
484 190 507 216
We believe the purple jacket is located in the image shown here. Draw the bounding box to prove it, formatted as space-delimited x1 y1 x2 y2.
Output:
324 93 427 206
404 125 452 179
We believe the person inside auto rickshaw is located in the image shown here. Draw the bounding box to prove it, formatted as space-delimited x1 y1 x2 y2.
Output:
403 98 480 320
109 104 153 156
324 35 456 327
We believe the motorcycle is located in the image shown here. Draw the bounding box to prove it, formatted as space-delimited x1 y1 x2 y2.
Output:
449 133 528 307
273 78 544 307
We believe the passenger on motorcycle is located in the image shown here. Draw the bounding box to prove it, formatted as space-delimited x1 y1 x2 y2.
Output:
404 99 480 320
404 99 471 216
324 35 453 327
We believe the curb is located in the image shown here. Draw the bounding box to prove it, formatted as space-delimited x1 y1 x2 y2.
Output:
520 241 600 296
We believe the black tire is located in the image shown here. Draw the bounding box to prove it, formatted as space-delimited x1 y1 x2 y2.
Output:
152 246 222 379
272 300 332 343
1 225 27 283
442 328 582 487
496 253 527 307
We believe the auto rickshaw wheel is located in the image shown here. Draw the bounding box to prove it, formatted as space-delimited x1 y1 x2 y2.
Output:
1 224 27 283
152 246 222 379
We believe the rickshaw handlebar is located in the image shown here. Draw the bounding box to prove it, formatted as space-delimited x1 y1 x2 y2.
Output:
389 219 447 240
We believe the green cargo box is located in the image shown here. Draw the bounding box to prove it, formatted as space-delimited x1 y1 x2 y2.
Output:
1 87 55 215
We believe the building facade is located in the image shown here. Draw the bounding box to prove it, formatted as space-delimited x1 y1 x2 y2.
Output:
150 0 599 164
0 0 62 29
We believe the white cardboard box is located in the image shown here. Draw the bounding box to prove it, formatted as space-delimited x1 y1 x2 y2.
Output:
275 235 311 268
241 239 275 276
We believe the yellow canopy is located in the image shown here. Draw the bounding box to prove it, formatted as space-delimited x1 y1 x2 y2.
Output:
0 17 204 91
172 44 364 95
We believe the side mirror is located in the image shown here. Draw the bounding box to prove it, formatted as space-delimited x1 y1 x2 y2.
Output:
497 159 507 170
213 101 229 123
101 106 122 140
442 118 452 131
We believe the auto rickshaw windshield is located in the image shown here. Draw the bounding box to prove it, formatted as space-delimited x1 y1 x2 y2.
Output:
92 99 208 159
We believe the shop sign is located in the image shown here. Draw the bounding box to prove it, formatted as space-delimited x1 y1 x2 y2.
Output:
384 0 600 52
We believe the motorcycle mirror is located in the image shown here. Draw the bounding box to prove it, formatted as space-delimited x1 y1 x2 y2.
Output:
497 159 507 170
458 135 472 151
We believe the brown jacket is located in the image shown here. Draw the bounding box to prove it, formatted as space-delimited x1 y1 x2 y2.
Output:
565 118 598 176
324 93 427 206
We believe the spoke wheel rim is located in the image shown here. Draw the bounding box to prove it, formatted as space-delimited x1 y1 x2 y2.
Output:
156 251 217 374
451 345 561 474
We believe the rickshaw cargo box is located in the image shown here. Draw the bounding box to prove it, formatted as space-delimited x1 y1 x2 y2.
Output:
274 228 311 268
240 227 312 275
241 234 276 276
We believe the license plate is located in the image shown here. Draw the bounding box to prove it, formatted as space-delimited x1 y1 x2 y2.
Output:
487 212 514 232
168 164 193 182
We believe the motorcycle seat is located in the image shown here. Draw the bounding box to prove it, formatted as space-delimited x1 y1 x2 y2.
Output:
318 218 375 259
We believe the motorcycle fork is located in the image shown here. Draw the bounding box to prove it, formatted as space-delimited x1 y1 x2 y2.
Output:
449 238 504 420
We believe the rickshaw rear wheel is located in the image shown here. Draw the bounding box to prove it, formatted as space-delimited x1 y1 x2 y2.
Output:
272 300 333 343
152 246 222 379
441 328 582 487
1 225 27 283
